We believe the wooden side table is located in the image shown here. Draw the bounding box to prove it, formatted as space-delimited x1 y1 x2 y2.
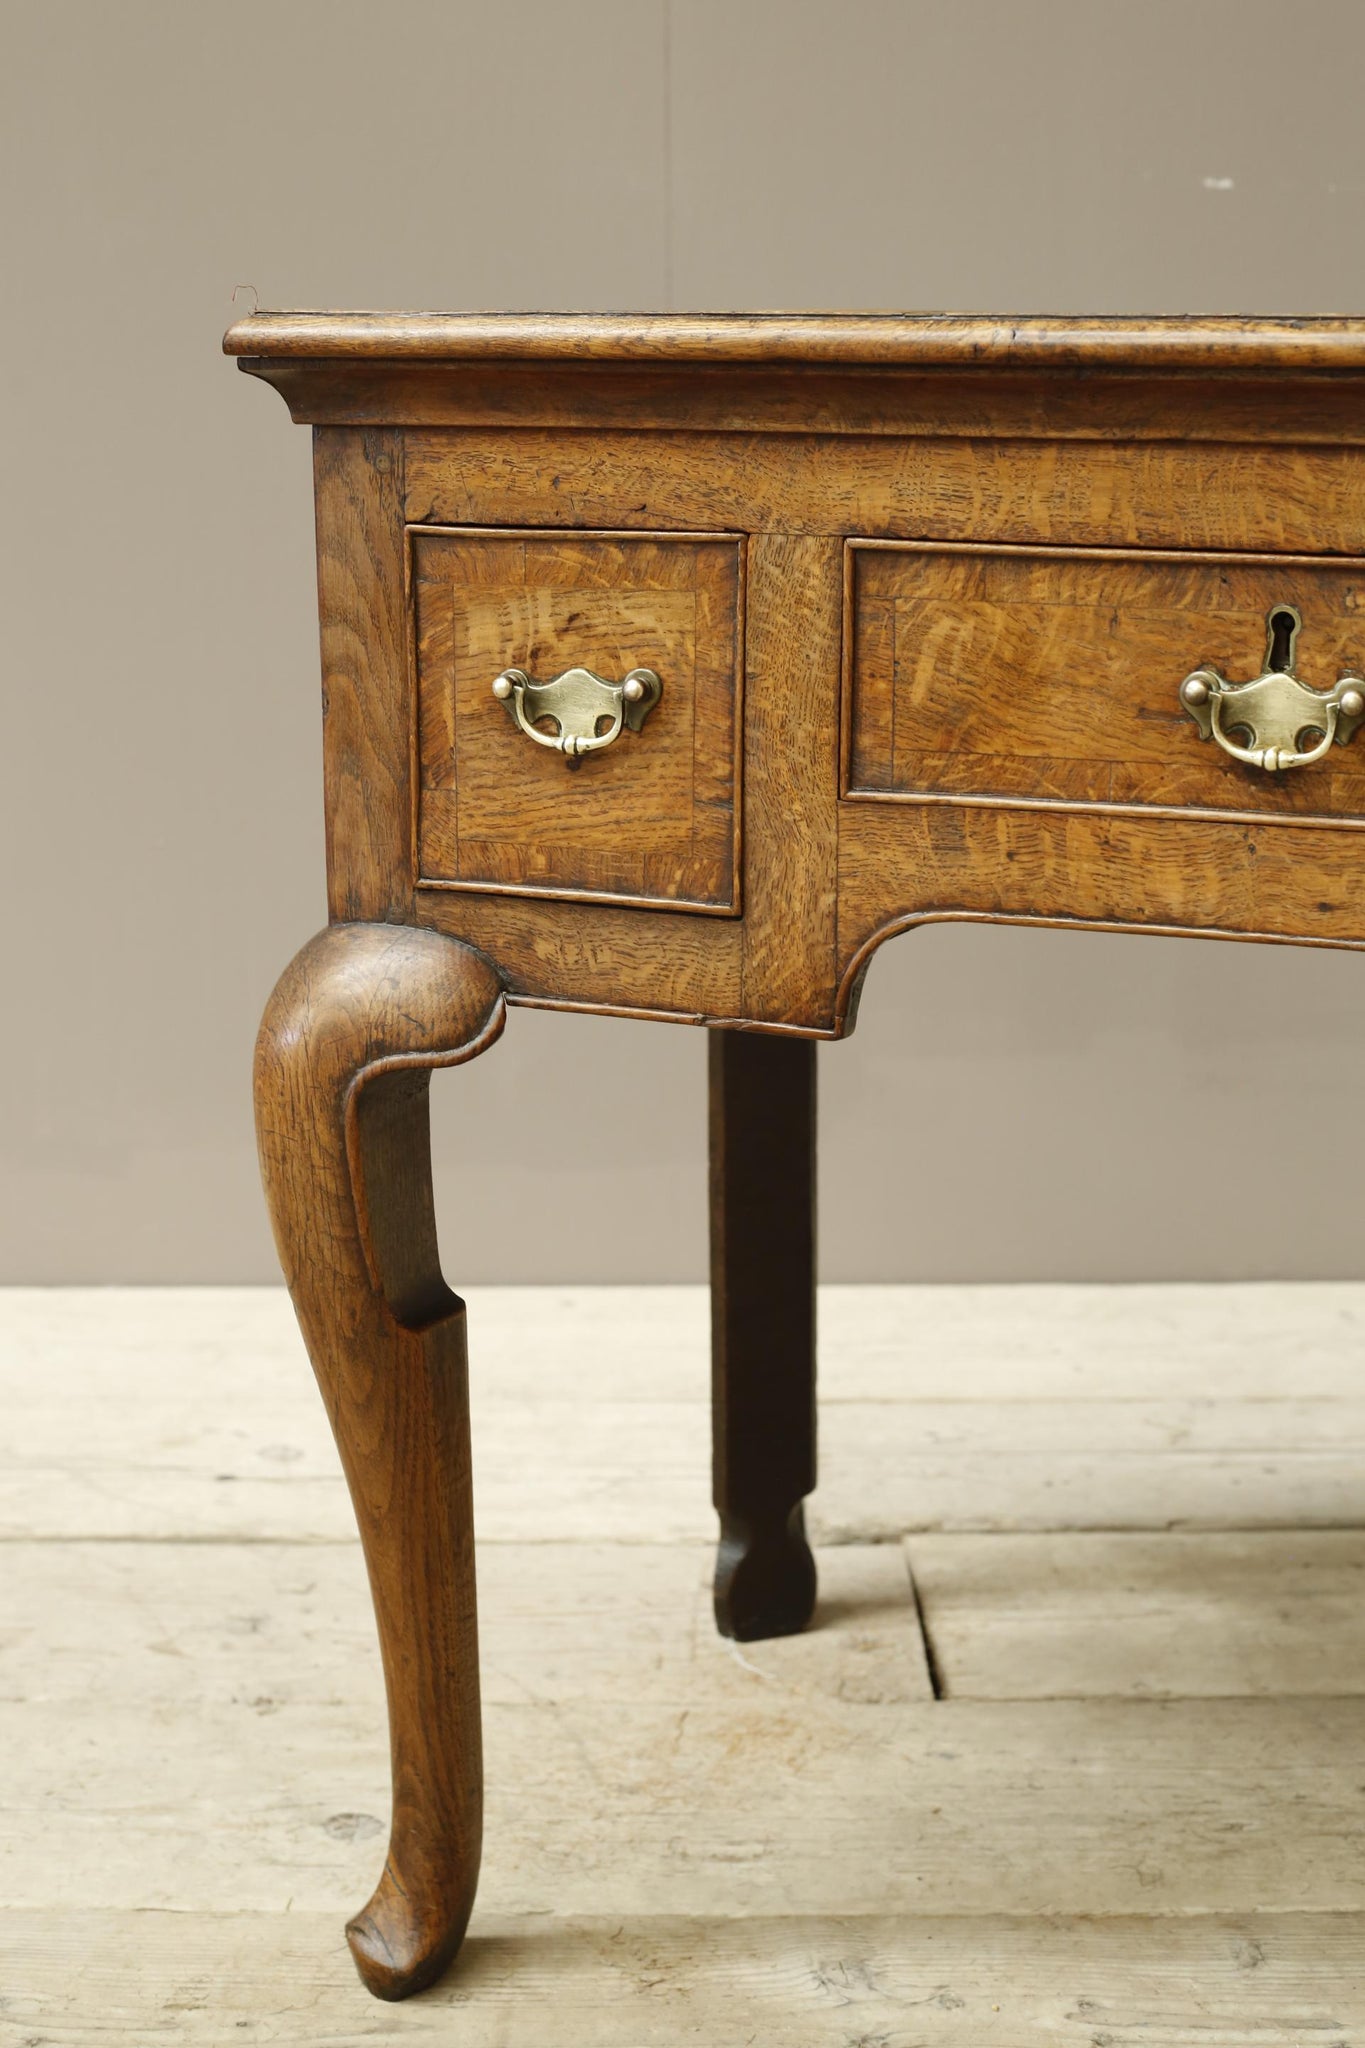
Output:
228 310 1365 1999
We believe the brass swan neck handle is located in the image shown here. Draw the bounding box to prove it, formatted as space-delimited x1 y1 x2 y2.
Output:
492 664 662 760
1179 604 1365 772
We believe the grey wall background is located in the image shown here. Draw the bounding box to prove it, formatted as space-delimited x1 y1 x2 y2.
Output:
4 0 1365 1284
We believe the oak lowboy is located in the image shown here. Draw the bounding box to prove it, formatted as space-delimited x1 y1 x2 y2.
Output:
229 310 1365 1997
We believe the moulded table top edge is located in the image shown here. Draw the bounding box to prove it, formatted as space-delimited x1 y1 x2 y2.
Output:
222 309 1365 372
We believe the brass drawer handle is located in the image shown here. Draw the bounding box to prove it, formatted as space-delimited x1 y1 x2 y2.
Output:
1179 604 1365 772
491 663 662 760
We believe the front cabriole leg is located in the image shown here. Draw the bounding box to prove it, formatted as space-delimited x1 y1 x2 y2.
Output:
254 921 505 1999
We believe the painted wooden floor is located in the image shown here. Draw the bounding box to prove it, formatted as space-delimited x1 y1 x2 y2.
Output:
3 1284 1365 2044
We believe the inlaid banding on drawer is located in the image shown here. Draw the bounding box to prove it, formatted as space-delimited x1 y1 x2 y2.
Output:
412 526 743 912
843 541 1365 829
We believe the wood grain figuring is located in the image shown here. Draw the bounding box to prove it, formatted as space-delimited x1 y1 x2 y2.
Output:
224 308 1365 371
412 528 741 911
238 359 1365 446
313 429 414 922
836 802 1365 1027
404 427 1365 555
846 542 1365 825
740 533 841 1024
254 922 505 1998
414 886 744 1021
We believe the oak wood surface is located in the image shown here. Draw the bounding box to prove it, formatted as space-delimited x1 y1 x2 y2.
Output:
845 542 1365 823
739 532 842 1024
293 361 1365 1037
835 803 1365 1027
254 922 505 1998
404 428 1365 554
313 430 412 922
414 885 745 1021
223 308 1365 370
236 357 1365 444
413 527 742 911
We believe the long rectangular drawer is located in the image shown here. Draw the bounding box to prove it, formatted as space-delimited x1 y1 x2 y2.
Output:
844 541 1365 830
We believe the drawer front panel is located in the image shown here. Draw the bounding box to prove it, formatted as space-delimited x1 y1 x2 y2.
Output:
413 527 742 911
845 541 1365 828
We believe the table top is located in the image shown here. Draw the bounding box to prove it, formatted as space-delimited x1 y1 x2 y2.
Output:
223 309 1365 373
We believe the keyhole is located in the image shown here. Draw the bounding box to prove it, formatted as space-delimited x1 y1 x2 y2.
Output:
1267 605 1299 674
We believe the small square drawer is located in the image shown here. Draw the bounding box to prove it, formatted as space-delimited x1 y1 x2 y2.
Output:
412 527 743 912
845 540 1365 828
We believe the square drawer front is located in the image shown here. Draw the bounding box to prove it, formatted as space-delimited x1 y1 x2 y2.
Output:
845 541 1365 828
413 527 743 912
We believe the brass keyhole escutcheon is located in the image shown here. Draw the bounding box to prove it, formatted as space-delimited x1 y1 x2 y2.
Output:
1178 604 1365 772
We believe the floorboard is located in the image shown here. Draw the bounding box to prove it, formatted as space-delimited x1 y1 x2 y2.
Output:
910 1529 1365 1697
4 1910 1360 2045
3 1285 1365 2042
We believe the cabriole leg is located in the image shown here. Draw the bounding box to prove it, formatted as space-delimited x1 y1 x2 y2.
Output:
254 921 505 2000
708 1028 818 1641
